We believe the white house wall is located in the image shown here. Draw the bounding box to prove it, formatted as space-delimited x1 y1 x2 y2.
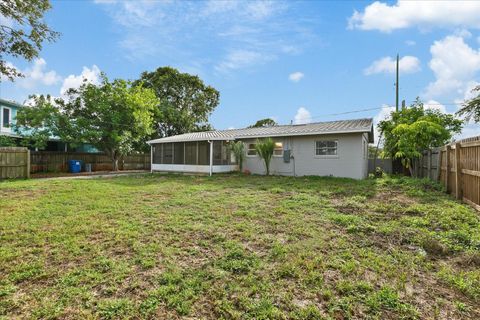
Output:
242 133 367 179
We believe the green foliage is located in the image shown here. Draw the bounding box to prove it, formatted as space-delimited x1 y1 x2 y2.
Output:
378 98 462 175
0 135 17 147
248 118 278 128
17 75 159 169
230 141 245 172
457 85 480 123
255 137 275 175
136 66 219 138
0 0 59 80
15 94 63 150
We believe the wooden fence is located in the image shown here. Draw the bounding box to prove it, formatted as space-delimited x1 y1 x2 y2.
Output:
0 147 30 179
421 135 480 211
30 151 150 173
418 148 441 180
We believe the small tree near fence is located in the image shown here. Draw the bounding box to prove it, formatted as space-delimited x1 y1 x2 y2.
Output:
378 98 463 177
255 138 275 176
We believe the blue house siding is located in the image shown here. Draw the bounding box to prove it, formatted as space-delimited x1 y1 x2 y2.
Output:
0 99 23 137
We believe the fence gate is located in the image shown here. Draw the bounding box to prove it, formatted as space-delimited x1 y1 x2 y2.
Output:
0 147 30 179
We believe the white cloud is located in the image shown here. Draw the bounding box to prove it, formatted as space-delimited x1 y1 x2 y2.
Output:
373 105 395 143
215 50 273 73
405 40 416 46
294 107 311 124
364 56 420 75
15 58 61 89
288 72 304 82
424 35 480 99
60 65 101 95
349 1 480 33
424 100 447 113
95 0 311 73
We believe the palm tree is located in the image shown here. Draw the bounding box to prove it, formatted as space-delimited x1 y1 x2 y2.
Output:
230 141 245 172
255 138 275 175
457 85 480 123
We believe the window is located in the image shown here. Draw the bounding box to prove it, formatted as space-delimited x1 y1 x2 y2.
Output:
315 140 337 156
273 142 283 156
247 143 256 156
2 107 10 128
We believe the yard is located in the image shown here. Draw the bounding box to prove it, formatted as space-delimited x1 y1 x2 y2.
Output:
0 174 479 319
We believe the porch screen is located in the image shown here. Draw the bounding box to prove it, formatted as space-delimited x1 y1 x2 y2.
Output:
213 141 231 165
173 142 184 164
162 143 173 164
185 142 197 165
152 144 162 164
197 141 210 165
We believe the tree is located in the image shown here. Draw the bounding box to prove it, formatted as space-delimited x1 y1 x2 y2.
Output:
1 0 59 80
378 98 462 176
16 75 159 170
15 94 64 149
230 141 245 172
135 67 220 138
255 138 275 176
0 135 17 147
457 85 480 123
249 118 277 128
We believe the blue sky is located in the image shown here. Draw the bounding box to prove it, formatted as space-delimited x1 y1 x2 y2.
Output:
2 0 480 138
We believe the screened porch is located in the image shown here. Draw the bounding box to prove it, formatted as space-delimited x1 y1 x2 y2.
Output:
150 140 237 174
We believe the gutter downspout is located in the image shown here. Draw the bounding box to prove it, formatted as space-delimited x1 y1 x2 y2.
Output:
208 140 213 176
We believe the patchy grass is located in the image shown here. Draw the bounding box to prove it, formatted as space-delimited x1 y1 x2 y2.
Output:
0 174 479 319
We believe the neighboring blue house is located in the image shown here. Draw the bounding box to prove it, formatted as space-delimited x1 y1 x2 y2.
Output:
0 98 22 138
0 98 99 153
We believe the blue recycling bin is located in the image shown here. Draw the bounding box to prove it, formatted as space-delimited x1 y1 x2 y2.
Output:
68 160 82 173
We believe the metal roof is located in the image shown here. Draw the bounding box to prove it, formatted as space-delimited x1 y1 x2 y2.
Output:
148 118 374 144
0 98 25 109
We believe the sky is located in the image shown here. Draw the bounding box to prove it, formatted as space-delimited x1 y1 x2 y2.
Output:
2 0 480 139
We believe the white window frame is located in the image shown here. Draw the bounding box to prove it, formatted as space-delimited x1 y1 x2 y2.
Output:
246 143 257 157
314 140 338 158
273 141 283 157
1 106 12 132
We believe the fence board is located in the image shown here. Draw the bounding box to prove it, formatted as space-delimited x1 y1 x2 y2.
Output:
30 151 150 173
0 147 29 179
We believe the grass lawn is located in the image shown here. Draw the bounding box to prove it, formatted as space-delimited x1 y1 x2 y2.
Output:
0 174 479 319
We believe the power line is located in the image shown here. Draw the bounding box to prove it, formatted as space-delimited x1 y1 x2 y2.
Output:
307 105 394 120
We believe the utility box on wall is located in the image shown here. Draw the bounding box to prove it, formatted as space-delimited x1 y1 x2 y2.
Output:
283 149 291 163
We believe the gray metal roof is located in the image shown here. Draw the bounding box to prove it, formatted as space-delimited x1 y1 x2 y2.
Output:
148 118 374 144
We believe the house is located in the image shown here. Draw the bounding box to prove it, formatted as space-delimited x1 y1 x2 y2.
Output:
0 98 99 152
147 118 374 179
0 98 23 138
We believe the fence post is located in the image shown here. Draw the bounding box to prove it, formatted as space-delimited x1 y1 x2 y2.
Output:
26 149 31 179
435 148 441 181
427 149 432 179
454 142 462 200
445 145 450 192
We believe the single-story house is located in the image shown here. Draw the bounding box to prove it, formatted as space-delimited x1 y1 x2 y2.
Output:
147 118 374 179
